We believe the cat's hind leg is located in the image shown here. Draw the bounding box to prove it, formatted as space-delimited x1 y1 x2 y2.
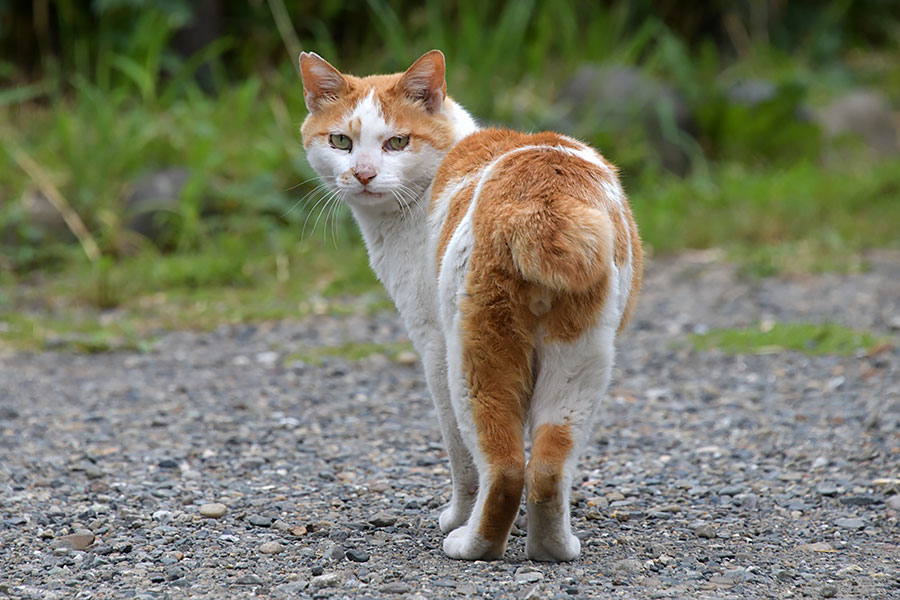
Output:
525 324 616 562
439 284 535 560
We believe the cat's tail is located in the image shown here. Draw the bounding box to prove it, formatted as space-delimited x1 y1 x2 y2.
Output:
503 195 614 294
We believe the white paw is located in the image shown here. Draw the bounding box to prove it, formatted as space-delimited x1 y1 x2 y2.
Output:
443 526 499 560
439 504 467 533
438 493 476 533
526 532 581 562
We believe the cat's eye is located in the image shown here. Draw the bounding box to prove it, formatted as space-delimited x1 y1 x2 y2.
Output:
329 134 352 151
386 135 409 151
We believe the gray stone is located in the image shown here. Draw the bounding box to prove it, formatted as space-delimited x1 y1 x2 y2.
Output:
818 485 840 497
124 168 191 243
816 90 900 156
514 567 544 583
199 503 227 518
323 544 344 561
381 582 412 594
835 518 866 530
309 572 342 589
552 63 695 174
54 532 95 551
369 511 397 527
346 548 369 562
247 514 273 527
259 541 283 554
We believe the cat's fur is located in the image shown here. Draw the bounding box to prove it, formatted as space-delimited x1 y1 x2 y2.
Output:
299 50 642 561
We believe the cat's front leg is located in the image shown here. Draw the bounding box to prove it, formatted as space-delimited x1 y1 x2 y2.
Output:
419 336 478 532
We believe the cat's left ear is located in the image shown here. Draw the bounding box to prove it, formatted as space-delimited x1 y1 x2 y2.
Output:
395 50 446 113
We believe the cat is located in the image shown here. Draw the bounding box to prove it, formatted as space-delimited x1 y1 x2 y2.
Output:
299 50 642 561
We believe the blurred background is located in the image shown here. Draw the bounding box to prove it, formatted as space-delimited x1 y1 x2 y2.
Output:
0 0 898 351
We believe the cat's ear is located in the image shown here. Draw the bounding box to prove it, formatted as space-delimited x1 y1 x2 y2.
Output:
395 50 446 113
300 52 348 113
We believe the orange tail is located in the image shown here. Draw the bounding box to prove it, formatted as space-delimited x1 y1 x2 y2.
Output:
503 195 614 293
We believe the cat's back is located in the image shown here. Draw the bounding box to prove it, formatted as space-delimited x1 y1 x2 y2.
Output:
429 128 642 335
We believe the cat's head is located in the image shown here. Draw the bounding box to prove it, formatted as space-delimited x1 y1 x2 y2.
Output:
300 50 474 211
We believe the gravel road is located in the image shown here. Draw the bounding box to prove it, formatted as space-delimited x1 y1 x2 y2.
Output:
1 253 899 599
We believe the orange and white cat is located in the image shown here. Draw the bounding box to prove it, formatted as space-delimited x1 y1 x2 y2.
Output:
299 50 642 561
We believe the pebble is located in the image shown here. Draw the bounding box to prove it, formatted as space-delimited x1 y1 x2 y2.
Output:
323 544 344 561
369 511 397 527
247 514 274 527
839 495 881 506
818 485 840 497
54 532 95 551
199 503 227 518
835 518 866 530
886 496 900 510
346 548 370 562
381 582 412 594
695 525 717 539
514 567 544 583
235 574 263 585
259 541 283 554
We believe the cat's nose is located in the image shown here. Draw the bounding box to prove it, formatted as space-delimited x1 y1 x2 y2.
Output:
353 166 377 185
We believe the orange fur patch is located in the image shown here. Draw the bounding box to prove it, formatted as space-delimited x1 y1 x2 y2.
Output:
526 423 574 504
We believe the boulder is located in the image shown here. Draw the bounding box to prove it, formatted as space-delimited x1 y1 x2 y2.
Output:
551 64 695 174
816 90 899 156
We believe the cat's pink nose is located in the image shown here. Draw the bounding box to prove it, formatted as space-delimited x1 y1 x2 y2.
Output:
353 167 377 185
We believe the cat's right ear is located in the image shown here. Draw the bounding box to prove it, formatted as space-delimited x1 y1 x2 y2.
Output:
299 52 348 113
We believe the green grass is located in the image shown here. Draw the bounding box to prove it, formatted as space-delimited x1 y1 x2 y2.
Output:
286 341 415 366
691 322 891 356
1 3 899 353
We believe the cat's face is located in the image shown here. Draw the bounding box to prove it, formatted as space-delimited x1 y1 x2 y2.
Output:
300 51 457 211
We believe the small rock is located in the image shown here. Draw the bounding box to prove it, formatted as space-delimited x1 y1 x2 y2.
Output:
821 584 838 598
346 548 370 562
381 582 412 594
235 574 264 585
606 491 626 502
323 545 344 562
514 567 544 584
37 529 55 539
886 496 900 511
158 459 178 469
718 485 744 496
695 525 717 539
800 541 835 553
818 485 840 497
839 495 881 506
290 525 308 536
395 350 418 365
199 503 227 518
247 514 274 527
54 532 95 551
834 517 865 530
587 496 609 509
259 541 284 554
612 559 642 574
369 511 397 527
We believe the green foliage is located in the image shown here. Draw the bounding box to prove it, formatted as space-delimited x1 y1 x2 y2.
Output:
691 322 890 356
1 1 899 351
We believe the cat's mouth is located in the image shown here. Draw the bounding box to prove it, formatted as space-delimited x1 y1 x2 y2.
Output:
360 189 383 198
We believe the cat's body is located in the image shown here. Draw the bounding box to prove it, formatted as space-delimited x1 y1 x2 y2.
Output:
300 50 642 561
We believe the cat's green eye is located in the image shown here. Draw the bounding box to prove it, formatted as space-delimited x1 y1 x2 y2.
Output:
387 135 409 151
329 134 352 151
